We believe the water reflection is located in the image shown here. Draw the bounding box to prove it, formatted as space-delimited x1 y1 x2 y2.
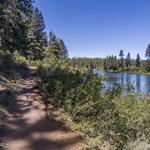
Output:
97 71 150 94
136 75 141 92
144 76 150 93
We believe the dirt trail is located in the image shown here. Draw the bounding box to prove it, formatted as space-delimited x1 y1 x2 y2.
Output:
2 66 82 150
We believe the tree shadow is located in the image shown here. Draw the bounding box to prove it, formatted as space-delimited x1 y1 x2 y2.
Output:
1 68 82 150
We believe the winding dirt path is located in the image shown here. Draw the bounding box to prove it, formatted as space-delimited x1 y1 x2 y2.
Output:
3 66 82 150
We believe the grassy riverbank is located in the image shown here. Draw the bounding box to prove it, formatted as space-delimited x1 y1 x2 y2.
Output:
126 71 150 76
38 56 150 150
101 69 150 76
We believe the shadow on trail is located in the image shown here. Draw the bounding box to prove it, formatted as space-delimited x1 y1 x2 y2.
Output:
1 67 81 150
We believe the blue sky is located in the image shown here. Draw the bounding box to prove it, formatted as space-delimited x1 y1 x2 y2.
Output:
34 0 150 59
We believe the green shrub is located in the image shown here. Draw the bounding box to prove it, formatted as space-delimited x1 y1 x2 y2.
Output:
0 50 13 71
0 50 28 80
13 52 28 67
38 56 150 149
124 136 150 150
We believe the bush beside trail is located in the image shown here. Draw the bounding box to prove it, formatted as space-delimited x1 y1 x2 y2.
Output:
38 56 150 149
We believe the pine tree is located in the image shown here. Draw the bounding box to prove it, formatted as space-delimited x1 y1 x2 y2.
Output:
59 39 68 58
47 31 60 58
47 31 67 58
21 0 33 17
0 0 21 52
0 0 47 60
0 0 6 49
27 7 47 60
145 44 150 71
136 54 141 67
126 52 131 70
119 50 124 70
103 59 107 71
146 44 150 60
19 0 36 59
49 31 57 45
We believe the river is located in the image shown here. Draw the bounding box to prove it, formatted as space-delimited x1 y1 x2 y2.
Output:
95 70 150 94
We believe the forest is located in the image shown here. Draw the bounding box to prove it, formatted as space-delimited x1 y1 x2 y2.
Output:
71 49 150 74
1 0 150 150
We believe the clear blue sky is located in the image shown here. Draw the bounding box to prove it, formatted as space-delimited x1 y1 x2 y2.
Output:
34 0 150 59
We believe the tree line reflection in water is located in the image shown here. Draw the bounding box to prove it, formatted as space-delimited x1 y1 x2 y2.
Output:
97 71 150 94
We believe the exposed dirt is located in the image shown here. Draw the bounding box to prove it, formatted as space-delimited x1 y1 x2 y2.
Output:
2 66 82 150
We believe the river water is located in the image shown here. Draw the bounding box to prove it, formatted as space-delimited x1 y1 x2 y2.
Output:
95 71 150 94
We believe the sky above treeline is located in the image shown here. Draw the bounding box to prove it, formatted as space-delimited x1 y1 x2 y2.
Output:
34 0 150 59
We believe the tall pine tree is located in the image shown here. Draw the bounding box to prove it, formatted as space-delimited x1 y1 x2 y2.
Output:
126 52 131 70
47 31 68 58
30 7 47 60
0 0 22 52
119 50 124 70
136 54 141 67
59 39 68 58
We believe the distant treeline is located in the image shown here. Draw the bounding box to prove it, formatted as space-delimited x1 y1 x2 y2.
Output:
70 57 104 69
70 48 150 72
